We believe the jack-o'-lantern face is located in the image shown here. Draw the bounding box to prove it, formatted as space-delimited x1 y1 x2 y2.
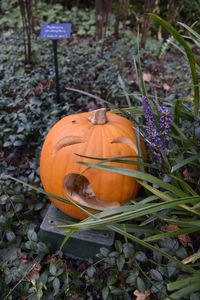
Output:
40 109 146 220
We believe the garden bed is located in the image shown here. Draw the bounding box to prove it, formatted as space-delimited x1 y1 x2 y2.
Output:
0 1 200 299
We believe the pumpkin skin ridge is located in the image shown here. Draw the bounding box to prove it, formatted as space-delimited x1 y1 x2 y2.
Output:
106 124 137 151
82 124 139 204
103 121 139 165
47 112 93 144
108 119 145 200
106 118 138 152
112 128 141 203
107 121 136 141
98 124 128 204
107 117 146 162
103 125 126 202
76 124 124 205
106 112 131 125
78 125 117 204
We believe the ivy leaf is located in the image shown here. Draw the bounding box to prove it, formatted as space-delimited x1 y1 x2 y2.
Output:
53 277 60 295
150 269 163 281
135 251 147 262
126 269 139 285
49 263 57 276
13 140 23 147
87 266 95 278
100 247 109 257
3 141 12 147
102 286 109 300
117 255 125 271
137 277 146 292
108 274 117 286
6 231 16 242
27 229 38 242
167 261 177 277
115 240 123 253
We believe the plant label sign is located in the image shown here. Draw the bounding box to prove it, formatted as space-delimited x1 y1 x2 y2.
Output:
40 23 71 40
40 23 71 103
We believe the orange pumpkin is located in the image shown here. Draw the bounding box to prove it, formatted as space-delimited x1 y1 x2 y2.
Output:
40 108 146 220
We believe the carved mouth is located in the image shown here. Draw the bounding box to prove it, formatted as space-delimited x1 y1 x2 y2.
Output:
64 173 120 211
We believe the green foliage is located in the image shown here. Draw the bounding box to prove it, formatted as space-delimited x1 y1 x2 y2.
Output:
0 1 200 299
178 0 200 25
150 14 199 117
159 36 174 58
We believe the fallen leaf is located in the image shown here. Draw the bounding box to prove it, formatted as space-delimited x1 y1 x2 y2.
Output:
165 224 179 232
165 224 193 248
143 72 152 82
163 83 170 91
26 263 42 282
178 233 193 248
18 249 27 260
20 259 29 266
183 168 189 181
48 255 57 264
134 289 150 300
19 250 29 266
33 79 52 97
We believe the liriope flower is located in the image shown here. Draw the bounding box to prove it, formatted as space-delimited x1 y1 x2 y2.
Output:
159 105 172 156
142 96 172 166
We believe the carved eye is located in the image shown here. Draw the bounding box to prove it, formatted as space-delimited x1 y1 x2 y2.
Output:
52 136 85 154
111 136 138 155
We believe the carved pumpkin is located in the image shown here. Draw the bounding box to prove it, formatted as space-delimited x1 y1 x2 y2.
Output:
40 108 145 220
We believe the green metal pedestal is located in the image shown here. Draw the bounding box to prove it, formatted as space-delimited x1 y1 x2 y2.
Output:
39 204 115 260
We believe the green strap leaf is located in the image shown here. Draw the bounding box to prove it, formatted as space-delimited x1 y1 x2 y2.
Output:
78 162 187 197
171 154 200 172
168 276 200 291
143 227 200 242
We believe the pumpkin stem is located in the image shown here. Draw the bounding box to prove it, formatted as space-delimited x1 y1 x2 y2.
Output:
88 108 107 125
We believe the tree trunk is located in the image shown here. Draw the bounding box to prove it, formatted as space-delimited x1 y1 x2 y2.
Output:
95 0 102 38
141 0 155 49
114 1 120 38
95 0 112 39
162 0 179 40
114 0 129 39
76 0 80 17
26 0 32 65
168 0 179 25
18 0 33 65
18 0 28 64
95 0 112 55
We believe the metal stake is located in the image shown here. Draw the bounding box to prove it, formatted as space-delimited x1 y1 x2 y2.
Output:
52 39 60 102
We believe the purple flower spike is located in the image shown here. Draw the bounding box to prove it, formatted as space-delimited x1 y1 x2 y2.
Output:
142 96 160 145
142 96 172 167
159 105 172 156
